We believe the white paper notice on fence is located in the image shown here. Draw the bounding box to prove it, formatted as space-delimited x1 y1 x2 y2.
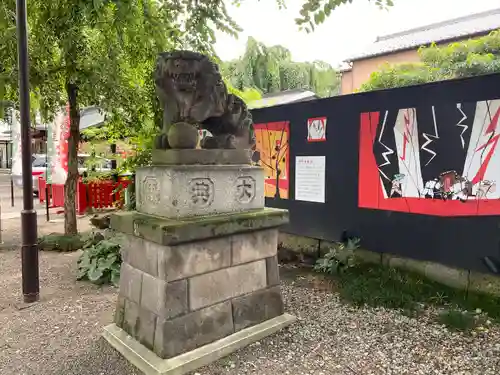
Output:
295 156 326 203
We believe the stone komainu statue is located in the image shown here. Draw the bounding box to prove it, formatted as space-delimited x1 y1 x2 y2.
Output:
154 50 255 150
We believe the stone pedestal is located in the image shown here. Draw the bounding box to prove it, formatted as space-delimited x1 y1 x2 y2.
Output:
136 164 265 218
103 149 295 375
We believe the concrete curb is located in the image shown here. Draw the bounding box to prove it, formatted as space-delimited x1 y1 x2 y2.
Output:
102 313 296 375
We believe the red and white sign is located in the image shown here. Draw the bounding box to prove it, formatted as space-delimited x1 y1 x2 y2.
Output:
307 117 327 142
60 103 70 174
47 104 70 184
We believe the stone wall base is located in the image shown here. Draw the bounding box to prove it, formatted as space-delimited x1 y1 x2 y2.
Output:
278 232 500 297
103 314 296 375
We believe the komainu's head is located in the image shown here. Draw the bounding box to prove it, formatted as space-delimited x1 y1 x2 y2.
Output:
154 50 226 122
155 50 224 90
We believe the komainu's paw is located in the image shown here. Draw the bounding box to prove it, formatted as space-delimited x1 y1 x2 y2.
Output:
223 134 237 149
200 136 218 149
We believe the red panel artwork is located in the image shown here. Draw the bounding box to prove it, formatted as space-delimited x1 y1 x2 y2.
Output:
253 121 290 199
359 100 500 216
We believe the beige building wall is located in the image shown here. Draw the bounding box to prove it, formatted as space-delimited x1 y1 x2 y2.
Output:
340 70 354 95
340 34 485 95
341 49 420 94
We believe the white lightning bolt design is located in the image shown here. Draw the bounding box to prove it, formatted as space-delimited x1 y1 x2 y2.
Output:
456 103 468 149
421 106 439 166
377 110 394 181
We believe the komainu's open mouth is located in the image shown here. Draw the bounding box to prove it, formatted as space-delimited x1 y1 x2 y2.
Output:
168 72 196 86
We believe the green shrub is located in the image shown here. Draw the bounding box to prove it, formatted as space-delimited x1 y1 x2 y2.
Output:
77 239 121 286
314 237 360 274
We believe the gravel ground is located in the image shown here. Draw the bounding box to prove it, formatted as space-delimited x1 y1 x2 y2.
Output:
0 219 499 375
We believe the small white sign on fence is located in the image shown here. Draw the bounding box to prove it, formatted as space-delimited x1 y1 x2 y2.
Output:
295 155 326 203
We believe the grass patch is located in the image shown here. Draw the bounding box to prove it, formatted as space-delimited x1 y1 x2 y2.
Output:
437 309 480 331
325 263 500 330
37 233 85 252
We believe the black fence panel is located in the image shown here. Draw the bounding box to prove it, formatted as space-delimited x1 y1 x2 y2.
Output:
252 73 500 274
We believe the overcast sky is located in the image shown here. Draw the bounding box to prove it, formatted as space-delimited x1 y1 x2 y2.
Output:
214 0 500 67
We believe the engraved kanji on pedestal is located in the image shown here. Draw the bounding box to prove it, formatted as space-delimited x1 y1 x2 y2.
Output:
235 176 256 204
188 178 214 207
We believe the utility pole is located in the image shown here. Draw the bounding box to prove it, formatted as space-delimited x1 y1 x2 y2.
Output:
16 0 39 303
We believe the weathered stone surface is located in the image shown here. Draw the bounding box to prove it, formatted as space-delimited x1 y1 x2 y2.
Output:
121 234 159 277
114 295 126 328
232 229 278 265
141 273 188 318
265 256 280 286
110 208 289 247
354 248 382 265
279 232 319 254
89 213 111 229
277 247 300 264
153 301 234 359
152 149 252 165
102 314 297 375
138 308 157 351
424 262 469 290
189 260 267 310
124 234 231 283
123 300 140 338
158 237 231 281
231 286 284 332
469 271 500 297
119 263 143 303
135 165 264 219
382 254 469 290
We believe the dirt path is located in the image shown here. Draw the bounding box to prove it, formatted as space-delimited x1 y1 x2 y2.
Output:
0 249 140 375
0 216 137 375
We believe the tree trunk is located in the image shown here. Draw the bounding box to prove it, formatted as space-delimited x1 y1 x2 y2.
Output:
64 82 80 235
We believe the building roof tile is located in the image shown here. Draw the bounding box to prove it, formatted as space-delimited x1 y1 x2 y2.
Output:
347 8 500 62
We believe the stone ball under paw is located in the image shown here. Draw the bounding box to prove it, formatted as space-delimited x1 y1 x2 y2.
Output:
167 122 199 149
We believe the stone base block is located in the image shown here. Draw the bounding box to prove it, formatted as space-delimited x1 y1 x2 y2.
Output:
111 208 288 246
113 217 289 360
103 313 296 375
136 164 264 218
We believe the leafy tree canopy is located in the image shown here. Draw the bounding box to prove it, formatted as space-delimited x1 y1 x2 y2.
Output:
0 0 243 127
359 30 500 92
222 37 340 98
294 0 394 32
0 0 367 234
0 0 243 234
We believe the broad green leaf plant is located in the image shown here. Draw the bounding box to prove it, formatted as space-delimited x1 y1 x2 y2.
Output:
77 239 122 285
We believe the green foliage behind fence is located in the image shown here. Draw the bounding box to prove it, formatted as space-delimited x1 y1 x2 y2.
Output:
359 30 500 92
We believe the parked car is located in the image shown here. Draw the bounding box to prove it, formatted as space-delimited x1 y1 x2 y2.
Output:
11 154 114 196
10 154 47 197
